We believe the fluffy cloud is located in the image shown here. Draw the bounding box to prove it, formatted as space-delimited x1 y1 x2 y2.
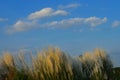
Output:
45 17 107 28
7 20 38 33
84 17 107 27
6 5 108 34
0 18 8 22
28 8 68 20
7 16 107 33
58 3 81 9
112 21 120 27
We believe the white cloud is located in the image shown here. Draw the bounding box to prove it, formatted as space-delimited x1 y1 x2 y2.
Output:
45 17 107 28
7 17 107 33
84 17 107 27
0 18 8 22
58 3 81 9
7 20 38 33
112 21 120 28
28 8 68 20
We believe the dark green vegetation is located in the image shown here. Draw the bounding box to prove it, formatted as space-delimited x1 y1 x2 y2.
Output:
0 48 119 80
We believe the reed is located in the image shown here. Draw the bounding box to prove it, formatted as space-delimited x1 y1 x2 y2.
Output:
0 47 115 80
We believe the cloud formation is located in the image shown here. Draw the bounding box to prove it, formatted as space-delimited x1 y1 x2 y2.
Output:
45 17 107 28
58 3 81 9
112 21 120 28
28 8 68 20
7 16 107 33
7 20 38 33
6 5 108 34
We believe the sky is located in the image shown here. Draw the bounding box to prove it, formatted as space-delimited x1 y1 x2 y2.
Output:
0 0 120 66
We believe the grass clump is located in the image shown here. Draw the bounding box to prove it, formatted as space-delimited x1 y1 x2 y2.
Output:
0 47 117 80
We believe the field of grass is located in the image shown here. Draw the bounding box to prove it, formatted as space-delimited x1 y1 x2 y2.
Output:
0 47 119 80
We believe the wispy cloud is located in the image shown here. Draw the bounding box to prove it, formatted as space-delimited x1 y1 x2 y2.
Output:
6 7 69 34
7 16 107 34
28 8 68 20
6 4 108 34
45 17 107 28
7 20 38 33
58 3 81 9
0 18 8 22
112 21 120 28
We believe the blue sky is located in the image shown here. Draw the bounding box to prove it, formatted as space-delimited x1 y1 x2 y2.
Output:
0 0 120 66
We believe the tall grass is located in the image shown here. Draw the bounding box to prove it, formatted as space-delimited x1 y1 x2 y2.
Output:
0 47 115 80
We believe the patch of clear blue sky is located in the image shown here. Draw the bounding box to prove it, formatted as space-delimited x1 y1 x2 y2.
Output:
0 0 120 66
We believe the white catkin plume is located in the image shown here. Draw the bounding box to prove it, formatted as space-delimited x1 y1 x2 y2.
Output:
3 53 14 67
